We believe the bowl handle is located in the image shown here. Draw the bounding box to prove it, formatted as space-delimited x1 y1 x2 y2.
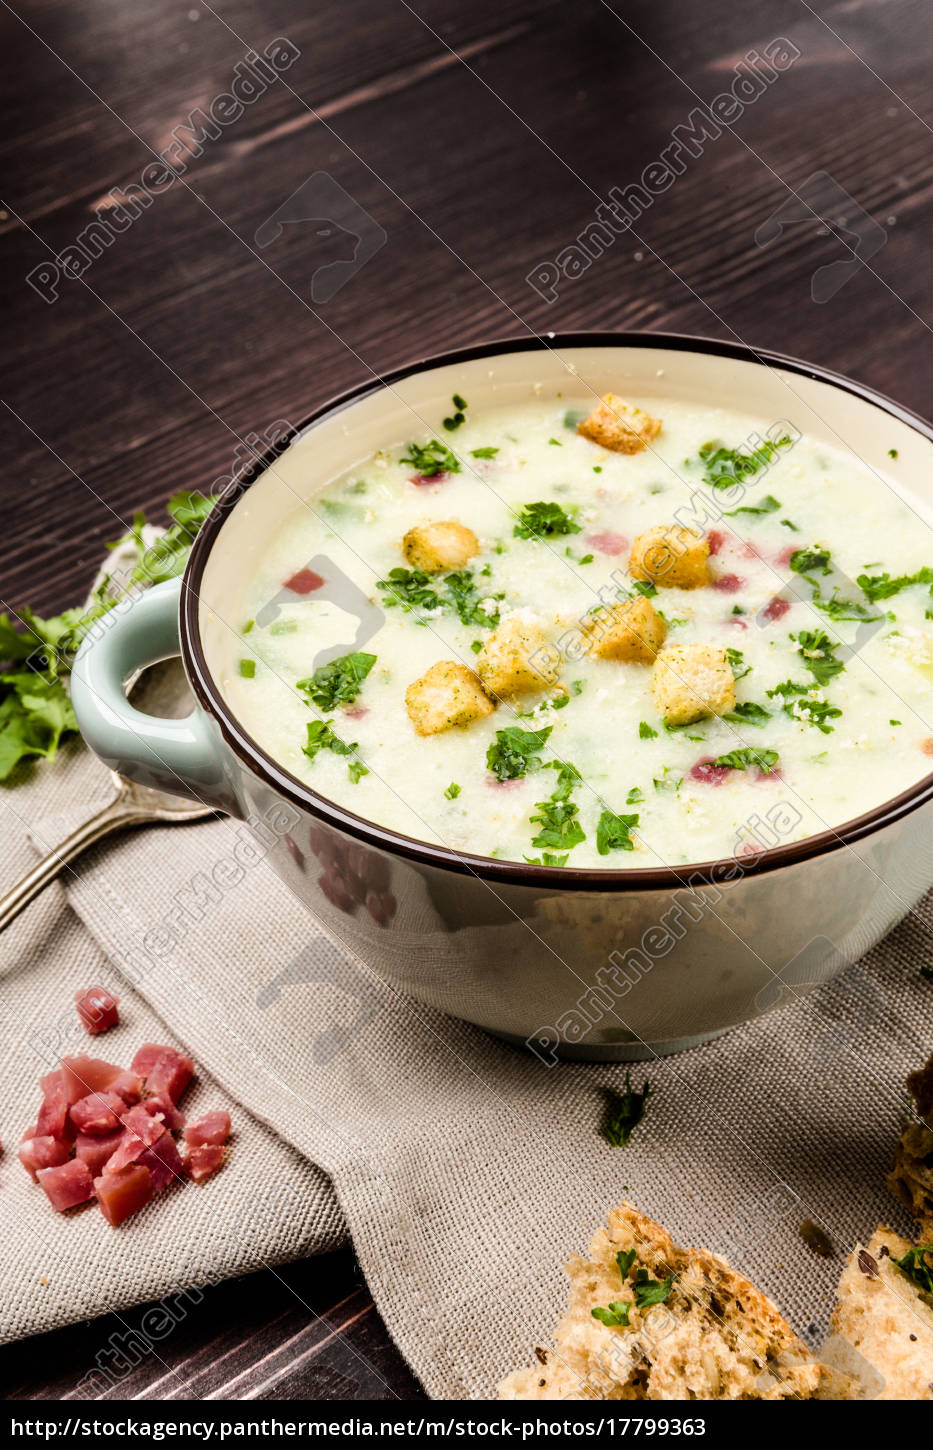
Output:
71 577 231 809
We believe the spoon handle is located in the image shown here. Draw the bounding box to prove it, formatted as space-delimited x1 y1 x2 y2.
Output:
0 796 152 934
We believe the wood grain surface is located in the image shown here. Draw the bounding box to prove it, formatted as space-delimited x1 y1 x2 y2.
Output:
2 0 930 1402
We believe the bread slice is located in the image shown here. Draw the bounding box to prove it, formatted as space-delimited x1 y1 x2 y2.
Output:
498 1202 823 1401
887 1053 933 1241
829 1226 933 1400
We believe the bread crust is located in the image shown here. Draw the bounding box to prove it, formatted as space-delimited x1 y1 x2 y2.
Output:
577 394 662 455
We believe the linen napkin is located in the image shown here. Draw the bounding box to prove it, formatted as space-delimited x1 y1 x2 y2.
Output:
3 718 931 1399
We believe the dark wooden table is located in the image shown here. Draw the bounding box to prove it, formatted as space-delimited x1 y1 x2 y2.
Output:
2 0 930 1402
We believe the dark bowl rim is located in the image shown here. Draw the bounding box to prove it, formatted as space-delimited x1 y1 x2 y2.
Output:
179 329 933 890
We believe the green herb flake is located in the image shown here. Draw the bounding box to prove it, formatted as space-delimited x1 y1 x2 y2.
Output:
513 501 581 540
696 435 792 491
723 701 770 726
401 439 461 476
238 659 256 679
444 782 461 800
626 787 644 805
486 725 552 782
724 494 781 518
596 809 639 855
633 1268 677 1309
795 628 845 686
591 1300 632 1328
894 1244 933 1299
713 747 779 774
296 652 376 712
639 721 658 740
726 648 751 680
888 448 899 459
470 446 499 459
601 1072 651 1148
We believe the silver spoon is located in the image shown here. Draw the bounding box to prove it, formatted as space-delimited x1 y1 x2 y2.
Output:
0 658 216 933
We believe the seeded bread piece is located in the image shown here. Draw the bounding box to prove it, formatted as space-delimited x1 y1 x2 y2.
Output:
498 1202 823 1401
887 1053 933 1240
829 1227 933 1401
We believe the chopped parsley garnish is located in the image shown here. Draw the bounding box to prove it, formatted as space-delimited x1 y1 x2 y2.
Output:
631 580 657 599
400 439 461 476
790 546 833 576
795 628 845 686
653 768 682 794
639 721 658 740
563 408 586 429
302 719 367 782
633 1269 677 1309
470 446 499 459
442 394 468 431
856 565 933 603
296 651 376 711
696 435 792 491
238 659 256 679
888 448 899 459
626 787 644 805
781 519 800 531
723 701 770 726
548 437 562 446
724 494 781 517
513 501 581 539
486 725 552 781
791 547 882 622
0 490 215 783
894 1244 933 1298
470 639 483 653
530 763 586 855
891 719 902 726
726 648 751 680
767 681 842 734
591 1300 631 1328
242 619 254 634
596 809 639 855
377 568 443 613
601 1072 651 1147
714 747 779 773
444 782 461 800
443 569 503 628
616 1249 637 1279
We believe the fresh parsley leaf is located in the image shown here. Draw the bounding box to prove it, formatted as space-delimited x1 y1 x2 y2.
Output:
601 1073 651 1148
442 394 468 431
443 569 503 629
696 436 792 491
486 726 552 781
470 446 499 459
726 648 751 680
790 546 833 576
616 1249 637 1280
302 719 359 764
591 1300 632 1328
563 408 586 429
723 701 770 726
296 652 376 711
626 787 644 805
631 580 657 599
713 747 779 773
724 494 781 517
347 759 369 783
513 501 581 539
444 782 461 800
795 628 845 686
857 565 933 603
376 568 443 613
639 721 658 740
894 1244 933 1299
400 439 461 476
596 809 639 855
529 762 585 855
633 1268 677 1309
238 659 256 679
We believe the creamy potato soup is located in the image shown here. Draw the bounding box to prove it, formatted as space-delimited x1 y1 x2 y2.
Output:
223 389 933 870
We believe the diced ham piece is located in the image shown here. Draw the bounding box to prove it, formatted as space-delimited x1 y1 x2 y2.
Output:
713 573 744 593
110 1070 143 1105
410 472 449 487
587 531 628 557
74 986 119 1035
284 568 324 594
690 758 732 787
36 1070 70 1139
104 1105 167 1174
761 595 791 624
18 1134 71 1181
184 1112 231 1149
138 1132 184 1193
69 1091 127 1136
141 1094 186 1133
707 529 725 556
146 1050 194 1104
61 1056 124 1101
130 1044 194 1102
185 1144 225 1182
95 1165 154 1226
37 1158 95 1212
74 1128 124 1178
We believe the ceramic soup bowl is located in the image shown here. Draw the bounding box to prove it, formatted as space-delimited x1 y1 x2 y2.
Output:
71 334 933 1060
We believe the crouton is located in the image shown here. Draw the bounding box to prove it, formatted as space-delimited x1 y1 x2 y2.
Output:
630 524 710 590
475 614 561 698
887 1052 933 1241
652 644 735 726
405 661 494 736
577 394 662 455
829 1227 933 1401
498 1202 823 1401
582 595 667 664
402 521 479 573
